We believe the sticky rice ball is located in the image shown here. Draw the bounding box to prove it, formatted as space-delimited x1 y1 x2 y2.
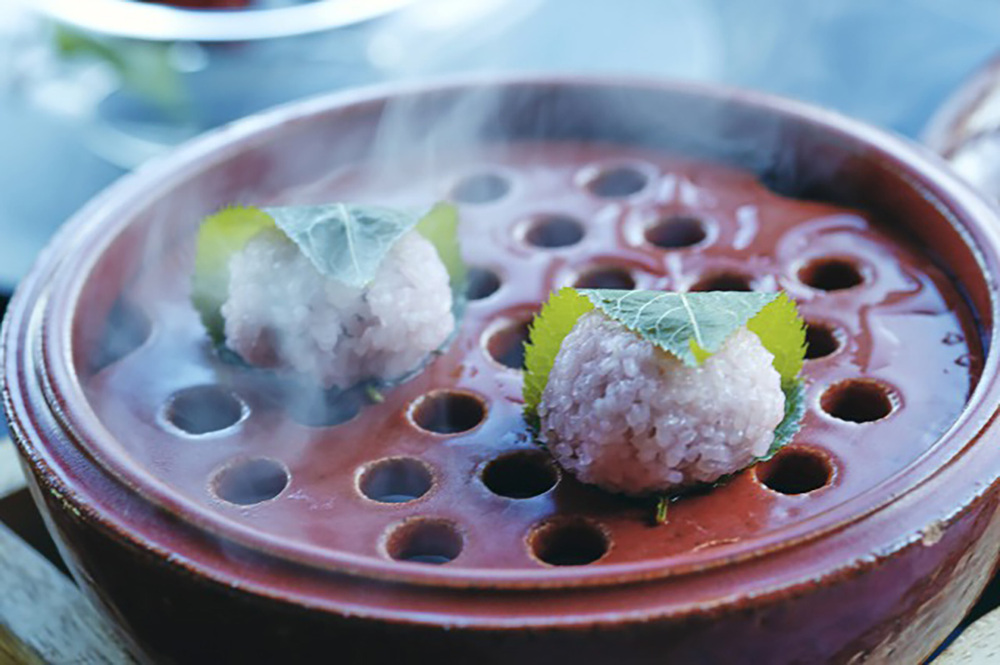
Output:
222 227 454 389
537 310 785 495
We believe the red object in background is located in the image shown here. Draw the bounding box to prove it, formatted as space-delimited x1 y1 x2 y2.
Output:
139 0 251 8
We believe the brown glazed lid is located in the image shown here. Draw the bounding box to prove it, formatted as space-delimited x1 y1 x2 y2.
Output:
6 77 1000 624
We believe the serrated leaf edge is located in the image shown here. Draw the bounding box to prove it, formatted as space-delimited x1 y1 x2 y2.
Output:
522 288 595 426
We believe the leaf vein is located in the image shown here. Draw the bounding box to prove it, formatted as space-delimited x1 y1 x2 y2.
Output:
339 203 363 282
678 293 704 348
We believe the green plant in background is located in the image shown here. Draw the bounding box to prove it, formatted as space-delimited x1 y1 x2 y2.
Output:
53 24 187 117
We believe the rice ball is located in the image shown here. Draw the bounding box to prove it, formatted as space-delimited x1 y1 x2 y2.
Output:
222 227 454 389
537 310 785 495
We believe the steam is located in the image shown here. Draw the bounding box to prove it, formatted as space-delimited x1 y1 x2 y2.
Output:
77 0 992 558
82 1 764 511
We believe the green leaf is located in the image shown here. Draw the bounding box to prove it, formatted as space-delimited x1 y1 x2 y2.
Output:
768 379 806 458
580 289 807 454
415 203 466 291
746 292 807 384
192 202 466 345
522 287 594 424
54 26 185 113
192 206 275 343
263 203 416 289
523 288 808 458
579 290 777 366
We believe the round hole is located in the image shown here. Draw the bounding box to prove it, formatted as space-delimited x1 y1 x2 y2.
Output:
452 173 510 204
755 447 833 495
411 391 486 434
573 265 636 289
523 215 585 248
805 321 841 359
530 519 610 566
89 298 152 373
820 379 895 423
586 166 648 197
164 385 245 435
798 257 864 291
359 458 433 504
213 458 289 506
466 267 501 300
690 272 753 291
645 216 707 249
482 451 558 499
284 385 363 428
386 519 462 564
486 316 531 370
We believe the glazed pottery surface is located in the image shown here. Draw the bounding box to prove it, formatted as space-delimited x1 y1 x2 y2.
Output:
5 77 1000 664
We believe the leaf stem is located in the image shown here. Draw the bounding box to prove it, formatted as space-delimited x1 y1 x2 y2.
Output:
655 496 669 525
365 385 385 404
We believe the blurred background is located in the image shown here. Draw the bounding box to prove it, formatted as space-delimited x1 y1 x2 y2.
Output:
2 2 1000 655
1 0 999 294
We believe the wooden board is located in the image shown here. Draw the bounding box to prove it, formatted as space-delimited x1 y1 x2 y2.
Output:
0 519 138 663
936 606 1000 664
0 437 137 663
0 436 26 501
